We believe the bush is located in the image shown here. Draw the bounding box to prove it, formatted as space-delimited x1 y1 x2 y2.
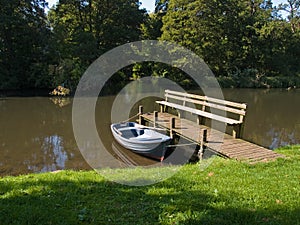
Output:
218 76 235 88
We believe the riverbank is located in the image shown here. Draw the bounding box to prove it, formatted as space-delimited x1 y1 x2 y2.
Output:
0 88 52 97
218 75 300 89
1 76 300 98
0 146 299 225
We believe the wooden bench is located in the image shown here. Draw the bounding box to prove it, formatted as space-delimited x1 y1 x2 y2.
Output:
156 90 247 138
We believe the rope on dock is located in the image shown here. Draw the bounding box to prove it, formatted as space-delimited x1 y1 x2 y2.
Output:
118 113 139 123
138 125 167 131
167 143 198 148
118 114 167 131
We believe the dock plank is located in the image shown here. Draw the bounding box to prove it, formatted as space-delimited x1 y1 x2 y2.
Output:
141 112 284 163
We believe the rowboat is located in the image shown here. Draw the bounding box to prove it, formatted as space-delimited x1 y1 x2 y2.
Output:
110 122 171 161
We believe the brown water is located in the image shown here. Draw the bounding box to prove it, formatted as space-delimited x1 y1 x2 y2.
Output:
222 89 300 149
0 88 299 176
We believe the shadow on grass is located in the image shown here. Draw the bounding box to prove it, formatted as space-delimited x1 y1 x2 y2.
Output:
0 172 299 225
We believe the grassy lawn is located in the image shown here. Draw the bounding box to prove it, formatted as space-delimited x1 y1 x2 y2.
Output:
0 146 299 225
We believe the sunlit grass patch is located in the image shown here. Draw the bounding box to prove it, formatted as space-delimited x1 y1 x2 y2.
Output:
97 165 181 186
0 147 299 225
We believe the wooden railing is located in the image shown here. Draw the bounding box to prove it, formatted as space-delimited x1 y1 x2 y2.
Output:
156 90 247 138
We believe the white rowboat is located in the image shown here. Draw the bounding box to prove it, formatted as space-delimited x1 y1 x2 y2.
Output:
110 122 171 161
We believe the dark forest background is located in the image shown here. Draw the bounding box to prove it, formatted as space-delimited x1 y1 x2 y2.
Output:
1 0 300 92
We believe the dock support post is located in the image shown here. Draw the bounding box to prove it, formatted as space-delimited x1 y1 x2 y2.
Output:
138 105 144 125
198 129 207 160
153 111 158 127
170 117 175 139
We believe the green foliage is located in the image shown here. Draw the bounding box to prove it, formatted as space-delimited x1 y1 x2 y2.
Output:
0 0 51 89
155 0 169 13
47 0 146 90
278 0 300 32
50 58 87 90
0 0 146 91
141 13 163 40
1 0 300 90
160 0 300 87
0 147 299 224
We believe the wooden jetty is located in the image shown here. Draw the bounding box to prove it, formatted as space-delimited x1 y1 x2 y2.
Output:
138 90 284 163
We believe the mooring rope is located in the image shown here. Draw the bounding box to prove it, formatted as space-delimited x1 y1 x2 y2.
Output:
117 114 167 131
167 143 198 148
119 113 140 123
138 125 167 131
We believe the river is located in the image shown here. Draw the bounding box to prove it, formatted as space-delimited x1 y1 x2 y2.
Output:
0 88 299 176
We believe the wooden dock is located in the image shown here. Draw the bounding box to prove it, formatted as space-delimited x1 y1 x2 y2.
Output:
140 112 284 163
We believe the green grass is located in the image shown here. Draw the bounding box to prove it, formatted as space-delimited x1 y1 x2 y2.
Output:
0 146 299 225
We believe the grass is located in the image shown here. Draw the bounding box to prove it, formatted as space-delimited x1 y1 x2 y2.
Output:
0 146 299 225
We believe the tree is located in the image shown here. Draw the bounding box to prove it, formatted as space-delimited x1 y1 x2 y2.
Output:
279 0 300 32
48 0 146 90
0 0 51 89
161 0 250 75
155 0 169 13
160 0 299 87
141 13 163 40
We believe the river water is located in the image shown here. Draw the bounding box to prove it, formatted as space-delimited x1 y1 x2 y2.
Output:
0 88 299 176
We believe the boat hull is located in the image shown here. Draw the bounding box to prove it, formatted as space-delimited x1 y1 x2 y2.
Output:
111 122 171 161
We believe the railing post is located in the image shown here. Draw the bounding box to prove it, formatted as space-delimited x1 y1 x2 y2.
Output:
232 123 244 139
239 123 244 138
236 105 246 138
198 128 207 160
170 117 175 139
232 124 241 138
153 111 158 127
160 104 164 113
197 116 205 125
138 105 144 125
202 97 206 111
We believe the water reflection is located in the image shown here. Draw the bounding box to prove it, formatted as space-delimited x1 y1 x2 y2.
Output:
0 97 91 176
25 135 66 172
49 97 71 107
222 89 300 149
